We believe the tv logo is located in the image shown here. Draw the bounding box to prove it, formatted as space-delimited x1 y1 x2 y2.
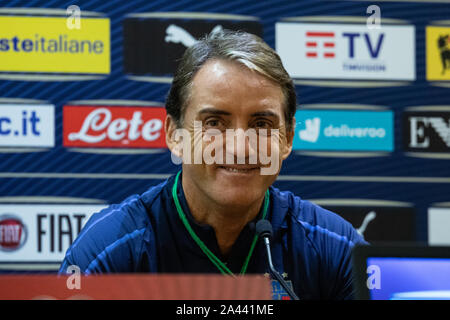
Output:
342 32 384 59
305 31 335 59
294 109 393 152
276 22 415 81
305 31 384 60
0 104 54 147
403 110 450 152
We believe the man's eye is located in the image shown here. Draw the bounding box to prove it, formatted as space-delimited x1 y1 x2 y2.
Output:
254 120 272 128
206 119 220 127
204 119 226 131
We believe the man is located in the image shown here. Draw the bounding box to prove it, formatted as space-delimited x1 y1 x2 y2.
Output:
59 30 367 300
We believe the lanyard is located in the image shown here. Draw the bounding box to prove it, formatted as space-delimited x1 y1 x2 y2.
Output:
172 171 269 276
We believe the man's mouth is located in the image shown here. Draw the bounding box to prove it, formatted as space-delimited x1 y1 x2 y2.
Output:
218 165 260 174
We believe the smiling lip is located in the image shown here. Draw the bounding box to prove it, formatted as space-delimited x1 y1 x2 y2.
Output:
218 165 260 174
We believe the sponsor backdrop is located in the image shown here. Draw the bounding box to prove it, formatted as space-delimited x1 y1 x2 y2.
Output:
0 0 449 272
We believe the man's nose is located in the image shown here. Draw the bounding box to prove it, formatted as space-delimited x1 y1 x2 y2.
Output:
225 128 258 164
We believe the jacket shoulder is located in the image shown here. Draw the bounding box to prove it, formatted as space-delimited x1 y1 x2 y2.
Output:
272 187 367 299
60 180 167 273
273 187 364 247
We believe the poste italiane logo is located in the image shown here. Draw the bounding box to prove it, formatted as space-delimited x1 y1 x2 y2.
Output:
0 8 110 77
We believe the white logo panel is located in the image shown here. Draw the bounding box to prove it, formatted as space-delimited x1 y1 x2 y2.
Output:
0 104 55 147
276 22 415 80
0 204 107 262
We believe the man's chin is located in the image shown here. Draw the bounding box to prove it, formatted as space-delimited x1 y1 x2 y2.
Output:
209 186 264 208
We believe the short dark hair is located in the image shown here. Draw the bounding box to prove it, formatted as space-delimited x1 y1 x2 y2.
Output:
165 29 297 131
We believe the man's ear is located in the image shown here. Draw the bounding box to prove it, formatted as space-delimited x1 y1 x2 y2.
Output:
165 115 182 158
281 117 295 160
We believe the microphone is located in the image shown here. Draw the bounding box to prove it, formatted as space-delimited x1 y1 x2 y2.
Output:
256 219 299 300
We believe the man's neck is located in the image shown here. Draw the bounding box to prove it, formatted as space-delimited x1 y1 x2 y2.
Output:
181 175 264 258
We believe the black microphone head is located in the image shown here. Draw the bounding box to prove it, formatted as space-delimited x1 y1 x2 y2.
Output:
256 219 273 240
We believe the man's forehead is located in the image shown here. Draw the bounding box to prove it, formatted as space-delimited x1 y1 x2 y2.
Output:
192 59 282 93
190 62 282 100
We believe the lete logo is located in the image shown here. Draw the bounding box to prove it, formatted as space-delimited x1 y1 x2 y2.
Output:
0 215 28 252
63 106 167 148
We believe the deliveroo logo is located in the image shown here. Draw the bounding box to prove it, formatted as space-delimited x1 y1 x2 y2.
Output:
299 118 320 143
294 109 393 152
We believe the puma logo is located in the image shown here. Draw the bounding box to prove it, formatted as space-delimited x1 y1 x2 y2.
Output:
357 211 377 237
165 24 224 47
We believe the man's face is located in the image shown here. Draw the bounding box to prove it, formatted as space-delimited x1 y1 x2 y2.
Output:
167 59 294 209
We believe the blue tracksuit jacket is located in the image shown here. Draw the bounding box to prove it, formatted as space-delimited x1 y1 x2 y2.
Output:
59 172 367 299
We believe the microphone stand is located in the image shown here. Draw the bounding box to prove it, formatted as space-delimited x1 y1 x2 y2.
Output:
262 236 300 300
